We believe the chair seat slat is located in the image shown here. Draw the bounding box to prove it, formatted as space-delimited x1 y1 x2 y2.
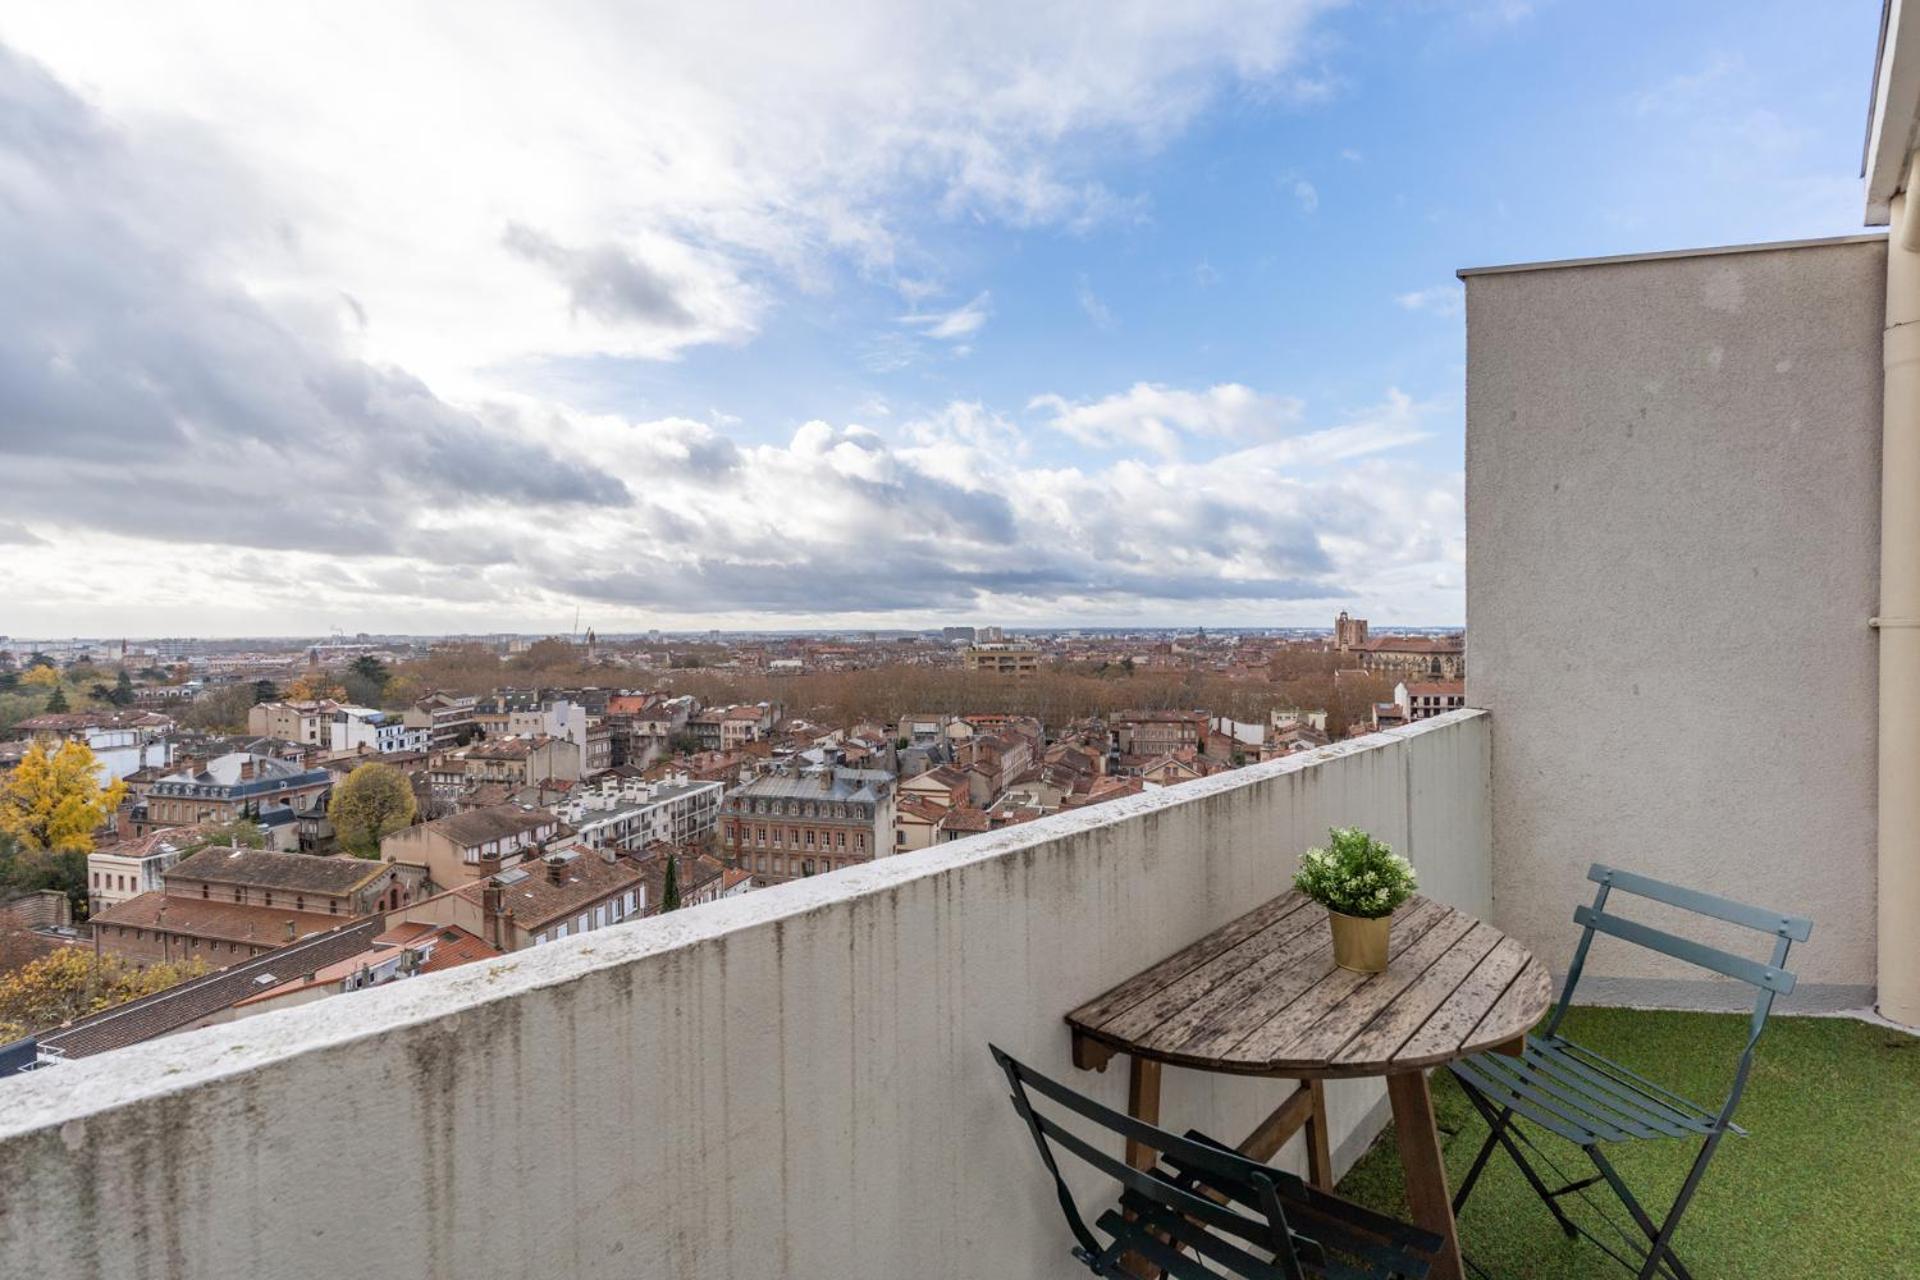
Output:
1451 1055 1618 1144
1521 1038 1717 1134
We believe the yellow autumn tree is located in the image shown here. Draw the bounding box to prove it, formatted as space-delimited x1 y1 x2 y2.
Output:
0 949 207 1041
20 665 59 688
0 739 128 854
285 672 347 702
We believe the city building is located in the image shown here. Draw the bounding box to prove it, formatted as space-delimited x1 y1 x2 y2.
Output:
460 735 582 788
247 700 338 748
962 643 1041 678
402 692 478 750
1111 710 1207 758
224 922 502 1018
328 705 429 755
380 805 564 893
1332 615 1466 680
390 845 646 951
720 767 897 880
1396 680 1466 721
137 753 333 834
11 709 174 782
86 825 216 916
91 846 398 966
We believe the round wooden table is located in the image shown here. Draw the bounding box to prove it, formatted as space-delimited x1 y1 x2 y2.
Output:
1067 890 1554 1280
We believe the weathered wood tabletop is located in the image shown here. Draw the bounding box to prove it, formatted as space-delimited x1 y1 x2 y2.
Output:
1068 889 1551 1079
1065 889 1554 1280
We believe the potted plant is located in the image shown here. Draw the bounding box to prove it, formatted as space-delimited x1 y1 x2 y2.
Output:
1293 827 1418 974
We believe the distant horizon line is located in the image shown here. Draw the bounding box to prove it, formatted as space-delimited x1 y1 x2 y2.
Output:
4 623 1467 645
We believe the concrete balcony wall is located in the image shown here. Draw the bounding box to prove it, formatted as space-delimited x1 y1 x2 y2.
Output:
1464 235 1884 1010
0 711 1491 1280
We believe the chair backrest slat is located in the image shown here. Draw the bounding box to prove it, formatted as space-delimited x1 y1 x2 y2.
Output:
1587 864 1812 941
1000 1045 1308 1192
1573 905 1796 994
1030 1111 1280 1251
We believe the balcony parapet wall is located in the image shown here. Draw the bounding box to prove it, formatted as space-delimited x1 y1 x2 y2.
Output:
0 711 1491 1280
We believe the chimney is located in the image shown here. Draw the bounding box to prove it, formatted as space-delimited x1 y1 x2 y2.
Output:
546 855 566 886
239 757 256 781
285 919 295 941
818 769 833 791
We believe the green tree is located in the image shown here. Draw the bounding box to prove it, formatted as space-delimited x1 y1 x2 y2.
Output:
42 685 69 713
250 679 278 705
330 762 417 858
111 669 135 706
349 655 390 690
660 853 681 913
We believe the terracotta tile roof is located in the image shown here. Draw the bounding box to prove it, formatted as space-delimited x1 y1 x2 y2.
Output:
938 807 992 833
35 919 384 1060
446 848 642 931
1404 681 1465 696
166 847 389 895
413 805 558 848
1361 635 1464 654
896 795 950 823
91 892 355 946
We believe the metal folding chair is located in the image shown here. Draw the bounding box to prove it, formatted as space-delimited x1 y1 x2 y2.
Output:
1447 864 1812 1280
990 1044 1442 1279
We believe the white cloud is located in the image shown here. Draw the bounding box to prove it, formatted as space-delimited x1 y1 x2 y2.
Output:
1032 382 1309 459
2 381 1458 632
1076 275 1116 330
1395 285 1464 317
0 1 1337 395
899 291 993 341
1292 178 1320 213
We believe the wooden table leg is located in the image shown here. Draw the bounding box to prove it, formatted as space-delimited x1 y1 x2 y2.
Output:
1304 1079 1334 1190
1125 1055 1163 1171
1388 1070 1465 1280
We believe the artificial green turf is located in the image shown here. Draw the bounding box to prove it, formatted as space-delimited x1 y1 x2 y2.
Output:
1335 1008 1920 1279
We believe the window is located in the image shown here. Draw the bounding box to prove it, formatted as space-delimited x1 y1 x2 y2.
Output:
837 831 847 849
855 833 866 853
201 884 210 899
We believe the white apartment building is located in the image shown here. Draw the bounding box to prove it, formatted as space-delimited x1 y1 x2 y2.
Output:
329 706 430 755
555 774 725 852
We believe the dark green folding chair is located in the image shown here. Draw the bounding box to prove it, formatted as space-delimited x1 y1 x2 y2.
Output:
990 1044 1443 1279
1447 864 1812 1280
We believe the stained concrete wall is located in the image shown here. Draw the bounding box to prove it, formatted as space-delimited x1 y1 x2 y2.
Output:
1464 235 1885 1009
0 713 1490 1280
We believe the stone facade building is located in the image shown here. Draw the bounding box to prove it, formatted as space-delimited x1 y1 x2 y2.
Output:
721 767 896 881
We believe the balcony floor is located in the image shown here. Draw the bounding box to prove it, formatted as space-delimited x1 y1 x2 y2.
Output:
1337 1007 1920 1279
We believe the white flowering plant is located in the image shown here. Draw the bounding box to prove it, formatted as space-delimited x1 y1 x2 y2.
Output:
1292 827 1417 920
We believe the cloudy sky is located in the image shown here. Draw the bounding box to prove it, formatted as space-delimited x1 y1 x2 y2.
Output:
0 1 1881 636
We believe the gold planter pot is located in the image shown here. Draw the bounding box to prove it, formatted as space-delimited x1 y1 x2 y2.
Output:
1328 910 1390 973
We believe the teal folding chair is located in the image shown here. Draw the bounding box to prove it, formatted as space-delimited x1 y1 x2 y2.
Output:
1447 865 1812 1280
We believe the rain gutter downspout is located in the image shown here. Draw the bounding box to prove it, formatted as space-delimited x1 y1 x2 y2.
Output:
1878 152 1920 1026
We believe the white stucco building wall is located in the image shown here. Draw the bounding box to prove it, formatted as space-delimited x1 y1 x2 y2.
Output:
1464 234 1885 1009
